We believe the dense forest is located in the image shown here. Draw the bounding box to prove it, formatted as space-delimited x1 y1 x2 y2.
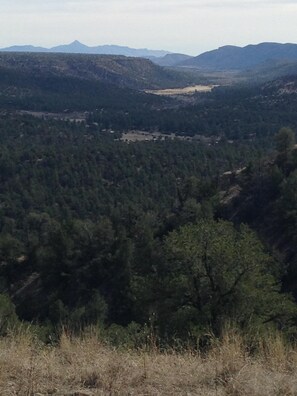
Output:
0 53 297 347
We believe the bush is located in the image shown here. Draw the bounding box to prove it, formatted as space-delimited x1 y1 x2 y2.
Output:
0 294 19 335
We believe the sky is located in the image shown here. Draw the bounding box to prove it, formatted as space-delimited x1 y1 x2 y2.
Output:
1 0 297 55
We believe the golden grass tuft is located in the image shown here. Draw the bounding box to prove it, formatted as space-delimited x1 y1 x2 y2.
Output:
1 327 297 395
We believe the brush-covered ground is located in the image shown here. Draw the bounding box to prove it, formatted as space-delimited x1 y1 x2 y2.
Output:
1 328 297 395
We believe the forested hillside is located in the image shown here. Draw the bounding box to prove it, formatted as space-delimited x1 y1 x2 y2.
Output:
0 114 266 330
220 128 297 299
0 113 296 342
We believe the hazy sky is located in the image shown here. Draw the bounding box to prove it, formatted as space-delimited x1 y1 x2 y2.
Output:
1 0 297 55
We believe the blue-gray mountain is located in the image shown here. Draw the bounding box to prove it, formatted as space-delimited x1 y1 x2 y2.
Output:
179 42 297 71
0 40 170 59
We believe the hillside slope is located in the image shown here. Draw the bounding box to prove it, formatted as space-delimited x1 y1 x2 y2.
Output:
0 52 197 112
0 65 165 112
240 59 297 83
219 135 297 297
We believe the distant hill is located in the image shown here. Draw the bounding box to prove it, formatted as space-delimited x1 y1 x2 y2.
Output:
151 53 192 67
0 52 193 91
180 42 297 71
2 45 48 53
0 40 170 59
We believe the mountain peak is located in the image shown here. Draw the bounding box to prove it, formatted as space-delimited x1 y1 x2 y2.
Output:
65 40 88 48
50 40 91 53
70 40 85 46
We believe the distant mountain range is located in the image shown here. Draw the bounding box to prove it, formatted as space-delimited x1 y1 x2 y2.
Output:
0 40 171 59
0 41 195 67
2 41 297 71
180 42 297 71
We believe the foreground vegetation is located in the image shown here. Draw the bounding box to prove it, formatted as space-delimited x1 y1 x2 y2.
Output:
1 326 297 395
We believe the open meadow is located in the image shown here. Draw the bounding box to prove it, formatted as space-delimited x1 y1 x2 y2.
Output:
145 84 217 96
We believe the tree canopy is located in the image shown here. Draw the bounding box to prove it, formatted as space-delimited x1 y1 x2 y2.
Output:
160 220 296 337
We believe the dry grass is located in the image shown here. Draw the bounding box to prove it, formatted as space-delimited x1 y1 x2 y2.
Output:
1 328 297 395
146 85 217 96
